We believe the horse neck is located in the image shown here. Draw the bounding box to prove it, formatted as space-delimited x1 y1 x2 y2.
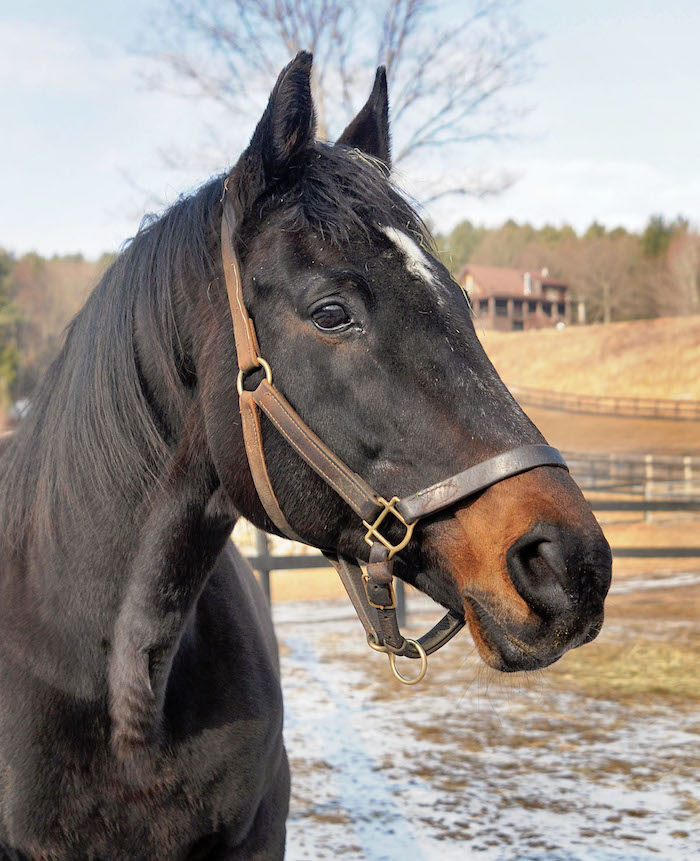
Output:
0 326 228 706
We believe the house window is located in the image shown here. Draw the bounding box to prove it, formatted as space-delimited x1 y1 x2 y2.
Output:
542 301 552 316
513 300 523 312
512 319 524 331
494 298 508 317
557 302 566 317
479 299 489 313
528 300 537 313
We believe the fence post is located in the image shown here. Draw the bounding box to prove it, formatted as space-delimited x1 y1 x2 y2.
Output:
607 452 616 491
255 529 272 605
644 454 654 523
684 456 693 499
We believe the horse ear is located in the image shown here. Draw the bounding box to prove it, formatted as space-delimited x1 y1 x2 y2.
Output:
226 51 316 216
337 67 391 168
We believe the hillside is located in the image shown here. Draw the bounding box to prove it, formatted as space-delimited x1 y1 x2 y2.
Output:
477 315 700 400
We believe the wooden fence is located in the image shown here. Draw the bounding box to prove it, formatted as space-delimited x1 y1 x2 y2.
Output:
510 385 700 421
564 451 700 500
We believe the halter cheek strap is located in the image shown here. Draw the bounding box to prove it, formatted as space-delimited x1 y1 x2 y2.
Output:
221 203 569 684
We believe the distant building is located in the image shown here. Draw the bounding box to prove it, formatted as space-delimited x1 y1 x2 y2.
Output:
457 264 586 331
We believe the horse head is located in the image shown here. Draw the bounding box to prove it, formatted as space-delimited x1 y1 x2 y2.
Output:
202 52 611 673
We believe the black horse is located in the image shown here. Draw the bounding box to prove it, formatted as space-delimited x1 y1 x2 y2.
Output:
0 54 611 859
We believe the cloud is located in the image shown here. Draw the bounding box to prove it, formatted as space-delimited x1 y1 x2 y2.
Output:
0 18 118 93
3 12 698 254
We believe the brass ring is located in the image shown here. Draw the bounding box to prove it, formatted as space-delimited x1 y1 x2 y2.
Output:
236 357 273 396
367 634 389 654
389 638 428 685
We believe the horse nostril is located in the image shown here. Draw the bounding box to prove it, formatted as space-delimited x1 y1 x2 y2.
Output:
537 540 567 584
507 531 573 619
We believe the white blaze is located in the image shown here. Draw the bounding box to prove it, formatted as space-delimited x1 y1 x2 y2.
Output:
381 226 438 288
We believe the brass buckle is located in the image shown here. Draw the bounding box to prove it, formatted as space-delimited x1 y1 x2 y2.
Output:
361 572 396 610
362 496 415 559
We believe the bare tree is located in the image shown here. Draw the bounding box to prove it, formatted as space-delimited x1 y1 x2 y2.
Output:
561 236 657 325
667 230 700 315
143 0 536 197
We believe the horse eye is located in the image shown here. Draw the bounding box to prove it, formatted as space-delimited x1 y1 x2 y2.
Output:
311 303 352 331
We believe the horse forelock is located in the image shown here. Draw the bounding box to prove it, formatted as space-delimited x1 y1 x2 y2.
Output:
250 141 432 252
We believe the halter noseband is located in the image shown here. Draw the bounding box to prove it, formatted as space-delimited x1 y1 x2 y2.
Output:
222 204 568 684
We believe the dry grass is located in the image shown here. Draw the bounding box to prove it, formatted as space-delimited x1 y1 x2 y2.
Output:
266 568 349 602
605 517 700 577
549 585 700 704
605 581 700 624
609 556 699 577
478 315 700 400
603 518 700 550
282 570 700 858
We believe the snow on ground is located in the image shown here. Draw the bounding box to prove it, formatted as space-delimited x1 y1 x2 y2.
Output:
274 598 699 861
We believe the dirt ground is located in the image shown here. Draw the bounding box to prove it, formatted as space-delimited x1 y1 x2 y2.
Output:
278 571 700 860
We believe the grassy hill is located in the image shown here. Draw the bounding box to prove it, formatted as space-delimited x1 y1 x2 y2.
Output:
478 315 700 400
476 316 700 455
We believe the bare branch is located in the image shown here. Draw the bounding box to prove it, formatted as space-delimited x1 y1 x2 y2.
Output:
420 169 516 204
141 0 537 197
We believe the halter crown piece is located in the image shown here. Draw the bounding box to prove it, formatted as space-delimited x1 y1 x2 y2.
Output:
221 204 569 685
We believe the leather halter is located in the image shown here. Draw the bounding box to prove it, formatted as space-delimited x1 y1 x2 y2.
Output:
221 203 569 683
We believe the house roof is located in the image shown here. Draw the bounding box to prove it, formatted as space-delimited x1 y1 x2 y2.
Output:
458 264 567 299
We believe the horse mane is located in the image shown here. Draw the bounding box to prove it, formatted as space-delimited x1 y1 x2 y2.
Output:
0 178 224 550
0 143 430 552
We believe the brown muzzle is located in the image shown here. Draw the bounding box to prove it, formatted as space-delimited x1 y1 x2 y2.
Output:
430 465 612 672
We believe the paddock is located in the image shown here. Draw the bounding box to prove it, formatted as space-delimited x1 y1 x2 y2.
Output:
276 575 699 859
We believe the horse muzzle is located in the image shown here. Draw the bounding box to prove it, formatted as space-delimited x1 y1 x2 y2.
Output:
465 591 606 673
430 467 612 672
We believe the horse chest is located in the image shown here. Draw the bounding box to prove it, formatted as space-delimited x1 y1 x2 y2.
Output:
0 554 288 859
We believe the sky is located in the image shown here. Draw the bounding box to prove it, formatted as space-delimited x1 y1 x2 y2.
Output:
2 0 699 258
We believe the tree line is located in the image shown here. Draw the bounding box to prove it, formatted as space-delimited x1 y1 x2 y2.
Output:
1 213 698 423
435 214 700 325
0 250 114 421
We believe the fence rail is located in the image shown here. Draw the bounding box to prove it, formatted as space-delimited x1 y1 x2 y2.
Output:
564 451 700 500
510 385 700 421
247 495 700 615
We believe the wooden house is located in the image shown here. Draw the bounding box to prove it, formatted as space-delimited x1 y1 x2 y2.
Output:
457 264 586 331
